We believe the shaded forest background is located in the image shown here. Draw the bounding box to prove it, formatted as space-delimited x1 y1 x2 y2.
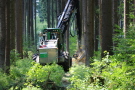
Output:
1 0 135 89
0 0 135 71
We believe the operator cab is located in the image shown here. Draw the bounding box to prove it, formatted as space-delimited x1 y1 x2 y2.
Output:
38 28 61 48
37 28 61 64
43 28 60 40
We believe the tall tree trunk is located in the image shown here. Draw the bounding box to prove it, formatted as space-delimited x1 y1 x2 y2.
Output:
133 0 135 24
123 0 129 38
47 0 50 27
112 0 119 47
27 0 30 46
34 0 37 45
86 0 94 64
10 0 15 51
23 0 27 43
30 0 34 43
80 0 87 65
76 0 82 48
94 0 99 51
15 0 23 58
100 0 113 57
113 0 119 27
52 0 54 27
0 0 6 69
5 0 11 73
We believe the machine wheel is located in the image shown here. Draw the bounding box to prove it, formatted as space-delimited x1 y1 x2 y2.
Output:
59 57 72 72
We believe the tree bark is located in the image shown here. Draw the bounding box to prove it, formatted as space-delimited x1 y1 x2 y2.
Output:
94 0 99 51
112 0 119 47
15 0 23 58
47 0 50 27
5 0 11 73
0 0 6 69
30 0 34 43
76 0 82 49
100 0 113 57
133 0 135 24
123 0 129 38
52 0 54 27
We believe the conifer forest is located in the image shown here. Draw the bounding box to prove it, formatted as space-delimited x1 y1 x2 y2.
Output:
0 0 135 90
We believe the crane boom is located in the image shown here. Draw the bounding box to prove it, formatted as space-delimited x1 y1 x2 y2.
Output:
57 0 76 34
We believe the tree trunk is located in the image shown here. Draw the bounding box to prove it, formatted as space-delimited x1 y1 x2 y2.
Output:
133 0 135 24
5 0 11 73
123 0 129 38
30 0 34 43
76 0 82 48
86 0 94 64
52 0 54 27
100 0 113 57
0 0 6 69
24 0 30 45
80 0 88 65
10 0 16 51
15 0 23 58
47 0 50 27
112 0 119 47
94 0 99 51
34 0 37 45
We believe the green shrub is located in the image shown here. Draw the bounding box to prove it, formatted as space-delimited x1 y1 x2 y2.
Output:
90 53 135 90
101 55 135 89
69 36 77 56
10 59 33 79
9 58 65 89
23 37 37 59
10 49 21 65
68 51 135 90
0 70 11 90
68 65 92 90
9 59 34 89
26 63 65 88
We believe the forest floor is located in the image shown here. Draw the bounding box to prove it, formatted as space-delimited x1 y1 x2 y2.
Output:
49 58 81 89
62 72 71 88
61 58 79 89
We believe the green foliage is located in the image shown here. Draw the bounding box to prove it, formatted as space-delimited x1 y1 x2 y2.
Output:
26 63 64 87
10 49 21 65
8 59 65 89
92 26 135 89
69 36 77 56
23 36 37 59
92 53 135 89
68 53 135 89
67 65 91 90
10 59 33 79
9 59 34 89
68 26 135 89
0 70 11 90
36 16 47 32
102 60 135 89
67 64 107 90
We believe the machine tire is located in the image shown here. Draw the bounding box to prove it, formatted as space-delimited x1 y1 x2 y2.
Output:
59 57 72 72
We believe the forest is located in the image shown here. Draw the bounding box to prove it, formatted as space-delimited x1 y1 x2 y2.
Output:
0 0 135 90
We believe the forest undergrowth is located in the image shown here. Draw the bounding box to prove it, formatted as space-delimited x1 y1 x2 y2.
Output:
1 26 135 90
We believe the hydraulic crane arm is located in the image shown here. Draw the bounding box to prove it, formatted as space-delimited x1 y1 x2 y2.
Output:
34 0 78 71
57 0 76 34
